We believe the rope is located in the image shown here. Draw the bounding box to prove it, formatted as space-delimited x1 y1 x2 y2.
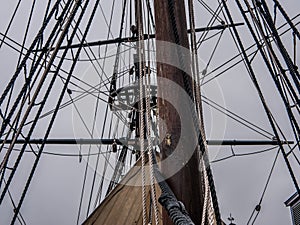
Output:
0 0 62 108
188 0 202 126
136 0 147 223
143 1 160 223
151 155 195 225
258 0 300 93
201 159 209 225
0 0 69 140
15 0 37 67
4 179 27 225
196 2 224 49
221 0 300 194
145 63 160 225
202 96 274 139
85 0 118 217
0 1 87 223
211 146 278 163
1 0 37 125
200 15 300 86
272 0 300 40
14 1 95 223
246 148 280 224
166 1 221 224
188 1 217 224
0 0 74 198
0 0 22 49
234 0 300 150
106 51 133 198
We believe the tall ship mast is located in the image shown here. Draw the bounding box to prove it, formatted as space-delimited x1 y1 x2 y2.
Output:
0 0 299 224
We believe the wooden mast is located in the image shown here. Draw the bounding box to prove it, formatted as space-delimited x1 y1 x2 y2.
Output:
154 1 205 224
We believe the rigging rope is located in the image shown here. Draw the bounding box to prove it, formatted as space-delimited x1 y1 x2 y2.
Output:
136 0 148 223
254 0 300 141
272 0 300 40
4 179 27 225
2 0 37 126
85 0 119 217
200 16 300 85
0 0 22 50
189 1 217 224
211 145 278 163
258 0 300 93
145 57 160 225
201 160 209 225
246 148 280 224
234 0 300 152
150 153 195 225
0 0 69 143
202 96 274 139
166 0 221 224
0 1 90 223
143 1 160 223
221 0 300 194
0 0 74 201
196 2 224 49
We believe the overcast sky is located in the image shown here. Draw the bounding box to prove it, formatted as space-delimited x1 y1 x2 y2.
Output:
0 1 299 225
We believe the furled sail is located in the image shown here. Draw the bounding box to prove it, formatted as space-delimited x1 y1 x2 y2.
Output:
83 158 162 225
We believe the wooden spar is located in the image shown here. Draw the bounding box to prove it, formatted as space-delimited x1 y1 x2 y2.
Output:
40 23 244 51
0 139 293 145
154 1 204 224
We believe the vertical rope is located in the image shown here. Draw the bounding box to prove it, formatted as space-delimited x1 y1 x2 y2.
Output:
188 0 217 224
136 0 147 223
145 70 160 224
201 160 208 225
139 64 147 225
166 2 221 223
144 1 160 223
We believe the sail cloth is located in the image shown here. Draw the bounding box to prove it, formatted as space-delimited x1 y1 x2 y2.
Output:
82 157 222 225
83 158 162 225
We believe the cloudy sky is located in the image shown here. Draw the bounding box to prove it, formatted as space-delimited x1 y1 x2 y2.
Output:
0 0 299 224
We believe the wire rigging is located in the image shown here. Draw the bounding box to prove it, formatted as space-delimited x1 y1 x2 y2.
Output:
0 0 22 50
85 0 118 218
202 96 274 139
211 145 278 163
0 1 88 223
167 0 221 223
272 0 300 40
0 0 71 198
246 148 280 225
200 14 300 86
0 1 298 224
0 0 69 141
221 0 299 194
